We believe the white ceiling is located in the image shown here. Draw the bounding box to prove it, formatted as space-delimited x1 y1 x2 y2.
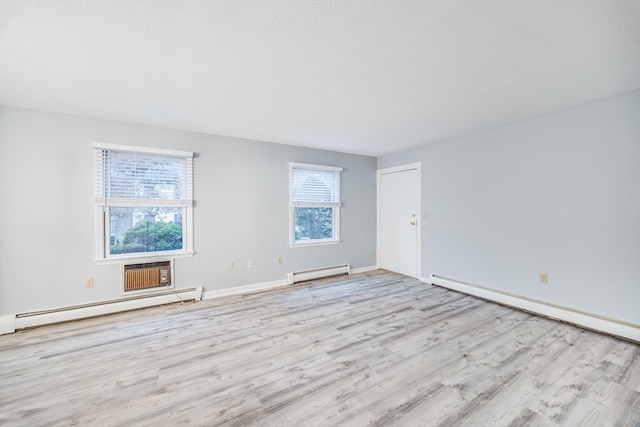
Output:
1 1 639 156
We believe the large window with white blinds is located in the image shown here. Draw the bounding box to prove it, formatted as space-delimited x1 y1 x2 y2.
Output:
289 162 342 246
94 143 194 261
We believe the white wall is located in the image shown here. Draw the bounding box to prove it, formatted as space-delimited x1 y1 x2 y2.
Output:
0 106 377 315
378 90 640 325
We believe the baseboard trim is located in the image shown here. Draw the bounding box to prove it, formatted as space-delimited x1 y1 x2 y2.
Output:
0 314 16 335
202 266 378 300
202 279 289 300
427 274 640 343
351 265 378 274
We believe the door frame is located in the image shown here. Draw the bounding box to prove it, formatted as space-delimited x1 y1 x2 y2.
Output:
376 162 422 279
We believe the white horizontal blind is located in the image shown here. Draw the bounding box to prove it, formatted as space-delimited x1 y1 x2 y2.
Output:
95 146 193 207
290 164 342 206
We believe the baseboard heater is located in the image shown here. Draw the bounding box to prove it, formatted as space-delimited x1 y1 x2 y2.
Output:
13 286 203 331
287 264 350 285
429 274 640 343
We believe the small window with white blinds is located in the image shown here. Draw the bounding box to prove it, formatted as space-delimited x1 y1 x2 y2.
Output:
93 143 194 261
290 162 342 246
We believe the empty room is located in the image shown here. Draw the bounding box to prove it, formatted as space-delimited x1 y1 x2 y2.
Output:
0 1 638 426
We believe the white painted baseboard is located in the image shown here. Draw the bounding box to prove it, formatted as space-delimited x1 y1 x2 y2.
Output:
202 266 378 300
202 279 289 300
427 274 640 343
351 265 378 274
0 314 16 335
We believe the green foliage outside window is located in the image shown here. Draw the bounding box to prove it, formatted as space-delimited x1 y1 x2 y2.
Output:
111 221 183 254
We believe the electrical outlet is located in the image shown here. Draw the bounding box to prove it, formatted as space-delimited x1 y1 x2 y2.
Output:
277 256 283 265
85 277 94 288
539 273 548 284
247 260 253 268
227 261 234 271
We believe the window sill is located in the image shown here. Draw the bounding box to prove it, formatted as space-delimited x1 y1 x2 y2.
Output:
289 240 341 248
95 251 195 265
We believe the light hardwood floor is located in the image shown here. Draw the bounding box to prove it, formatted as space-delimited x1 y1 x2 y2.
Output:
1 270 638 426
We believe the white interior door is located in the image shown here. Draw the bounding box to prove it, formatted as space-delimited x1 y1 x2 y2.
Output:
378 165 420 278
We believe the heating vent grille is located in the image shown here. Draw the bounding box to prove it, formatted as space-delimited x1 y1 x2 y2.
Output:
124 261 171 292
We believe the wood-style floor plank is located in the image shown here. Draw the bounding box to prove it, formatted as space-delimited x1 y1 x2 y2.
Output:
1 270 638 426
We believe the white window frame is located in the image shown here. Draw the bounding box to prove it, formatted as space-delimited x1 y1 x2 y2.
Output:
94 142 194 264
289 162 342 247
